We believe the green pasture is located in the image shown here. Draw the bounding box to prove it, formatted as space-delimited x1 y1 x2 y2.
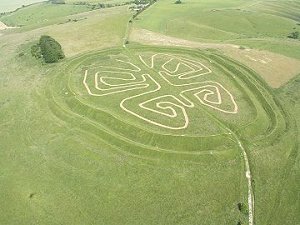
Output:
65 0 132 4
0 2 93 29
0 6 131 56
227 38 300 60
1 37 297 224
1 37 293 224
133 0 300 59
0 0 299 224
0 44 248 224
0 0 45 13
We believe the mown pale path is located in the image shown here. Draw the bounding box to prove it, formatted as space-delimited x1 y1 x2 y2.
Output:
84 53 238 130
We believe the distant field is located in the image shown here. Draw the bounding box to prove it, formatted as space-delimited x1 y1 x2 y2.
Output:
228 38 300 60
0 0 44 13
0 5 131 56
65 0 132 4
48 7 131 56
0 2 93 29
0 0 131 14
133 0 300 60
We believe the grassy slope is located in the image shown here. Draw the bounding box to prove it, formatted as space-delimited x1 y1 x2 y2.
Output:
0 2 93 29
204 51 299 224
65 0 132 4
0 39 295 224
0 4 244 225
0 40 245 225
272 75 300 225
0 0 44 13
0 6 132 56
45 7 131 56
133 0 300 59
228 38 300 60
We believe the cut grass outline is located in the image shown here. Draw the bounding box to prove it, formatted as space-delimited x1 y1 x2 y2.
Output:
83 53 238 130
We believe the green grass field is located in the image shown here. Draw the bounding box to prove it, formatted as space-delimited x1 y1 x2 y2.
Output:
0 1 299 225
0 2 93 29
133 0 300 60
0 0 44 13
65 0 132 4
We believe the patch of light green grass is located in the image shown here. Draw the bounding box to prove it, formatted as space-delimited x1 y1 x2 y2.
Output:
0 2 93 29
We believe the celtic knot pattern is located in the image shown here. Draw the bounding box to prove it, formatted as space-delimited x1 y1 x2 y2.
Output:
83 53 238 130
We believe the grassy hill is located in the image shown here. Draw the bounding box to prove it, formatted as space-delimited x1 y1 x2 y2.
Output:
133 0 300 59
0 2 93 29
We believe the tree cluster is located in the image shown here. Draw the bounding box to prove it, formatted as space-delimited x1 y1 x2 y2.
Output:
50 0 66 4
72 1 133 10
31 35 65 63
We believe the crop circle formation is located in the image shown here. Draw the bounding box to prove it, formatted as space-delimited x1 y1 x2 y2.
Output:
50 47 277 144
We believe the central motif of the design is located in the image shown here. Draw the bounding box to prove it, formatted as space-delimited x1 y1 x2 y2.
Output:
83 53 238 130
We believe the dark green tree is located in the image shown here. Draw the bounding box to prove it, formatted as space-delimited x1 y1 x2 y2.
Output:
39 35 65 63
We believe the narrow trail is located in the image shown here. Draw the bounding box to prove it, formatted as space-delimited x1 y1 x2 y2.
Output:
235 135 254 225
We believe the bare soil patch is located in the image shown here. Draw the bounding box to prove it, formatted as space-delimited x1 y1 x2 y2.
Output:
0 21 17 30
0 21 8 30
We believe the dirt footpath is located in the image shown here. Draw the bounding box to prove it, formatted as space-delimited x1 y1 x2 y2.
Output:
0 21 8 30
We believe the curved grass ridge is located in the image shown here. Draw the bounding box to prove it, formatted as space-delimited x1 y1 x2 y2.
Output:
44 45 289 224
